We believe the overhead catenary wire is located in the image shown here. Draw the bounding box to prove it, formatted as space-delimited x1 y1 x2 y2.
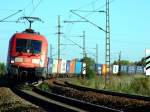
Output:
63 0 107 49
29 0 43 16
77 0 99 10
0 10 22 23
63 35 83 49
0 20 25 23
65 0 112 75
1 0 37 26
70 10 106 32
64 0 116 35
64 0 105 34
63 34 97 60
22 0 33 11
72 10 104 13
71 0 115 22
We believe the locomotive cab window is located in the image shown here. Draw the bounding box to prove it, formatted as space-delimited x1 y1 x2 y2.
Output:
16 39 42 54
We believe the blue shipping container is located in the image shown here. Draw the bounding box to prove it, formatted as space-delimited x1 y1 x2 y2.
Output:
120 65 128 73
66 60 70 73
75 61 82 75
128 66 136 74
136 66 144 74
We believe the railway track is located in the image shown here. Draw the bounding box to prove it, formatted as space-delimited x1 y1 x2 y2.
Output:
11 85 83 112
4 77 149 112
49 79 150 112
11 82 121 112
33 86 121 112
54 80 150 101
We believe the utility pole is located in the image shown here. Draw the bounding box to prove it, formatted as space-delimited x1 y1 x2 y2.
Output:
104 0 111 89
50 44 53 58
96 44 98 64
105 0 111 77
57 15 61 61
83 31 86 58
57 15 62 76
64 0 111 78
95 44 99 75
118 51 121 75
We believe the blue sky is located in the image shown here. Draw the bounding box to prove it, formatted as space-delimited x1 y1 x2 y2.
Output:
0 0 150 64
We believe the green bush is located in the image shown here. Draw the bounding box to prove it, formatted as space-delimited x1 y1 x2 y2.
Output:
38 82 50 92
82 57 96 79
0 63 6 77
129 77 150 96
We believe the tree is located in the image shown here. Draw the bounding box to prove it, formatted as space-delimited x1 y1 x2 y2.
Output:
134 57 146 66
112 60 132 65
0 63 6 76
82 57 96 79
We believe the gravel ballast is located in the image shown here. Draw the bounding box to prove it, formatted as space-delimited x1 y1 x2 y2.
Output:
0 87 45 112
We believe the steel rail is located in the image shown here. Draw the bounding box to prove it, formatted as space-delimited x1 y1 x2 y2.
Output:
64 81 150 102
33 86 123 112
11 85 86 112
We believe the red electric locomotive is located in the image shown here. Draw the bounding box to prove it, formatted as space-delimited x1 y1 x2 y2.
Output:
7 17 48 80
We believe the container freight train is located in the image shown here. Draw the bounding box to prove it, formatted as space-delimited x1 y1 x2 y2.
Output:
97 64 145 75
7 28 48 80
47 58 86 77
47 58 145 78
112 65 145 74
47 59 111 77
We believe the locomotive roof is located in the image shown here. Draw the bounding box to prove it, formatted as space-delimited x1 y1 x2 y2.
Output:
10 28 48 42
23 29 40 35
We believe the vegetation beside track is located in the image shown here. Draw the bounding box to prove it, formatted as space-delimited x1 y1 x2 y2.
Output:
70 74 150 96
0 63 6 77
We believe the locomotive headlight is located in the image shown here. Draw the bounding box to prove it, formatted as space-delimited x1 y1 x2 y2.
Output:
10 58 15 63
32 59 40 64
11 60 15 63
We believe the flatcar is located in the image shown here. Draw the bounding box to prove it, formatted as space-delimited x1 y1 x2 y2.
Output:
7 28 48 80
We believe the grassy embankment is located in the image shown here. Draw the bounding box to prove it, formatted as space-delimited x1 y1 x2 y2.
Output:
69 74 150 96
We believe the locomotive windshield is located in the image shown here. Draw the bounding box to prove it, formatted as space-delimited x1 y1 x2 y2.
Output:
16 39 42 54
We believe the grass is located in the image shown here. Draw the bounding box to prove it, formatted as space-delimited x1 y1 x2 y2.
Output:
70 74 150 96
38 82 51 92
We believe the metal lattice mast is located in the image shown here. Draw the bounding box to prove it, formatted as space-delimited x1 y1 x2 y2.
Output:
57 15 61 76
96 44 98 64
50 44 52 58
83 31 86 58
105 0 111 76
57 15 61 61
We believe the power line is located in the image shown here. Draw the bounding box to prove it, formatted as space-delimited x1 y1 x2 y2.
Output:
72 10 104 13
63 33 95 60
68 0 111 79
70 10 106 32
29 0 43 16
77 0 99 10
0 20 25 23
0 10 22 23
71 0 115 22
23 0 33 11
63 35 83 49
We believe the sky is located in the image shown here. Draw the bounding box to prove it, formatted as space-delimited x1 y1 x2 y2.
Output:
0 0 150 64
